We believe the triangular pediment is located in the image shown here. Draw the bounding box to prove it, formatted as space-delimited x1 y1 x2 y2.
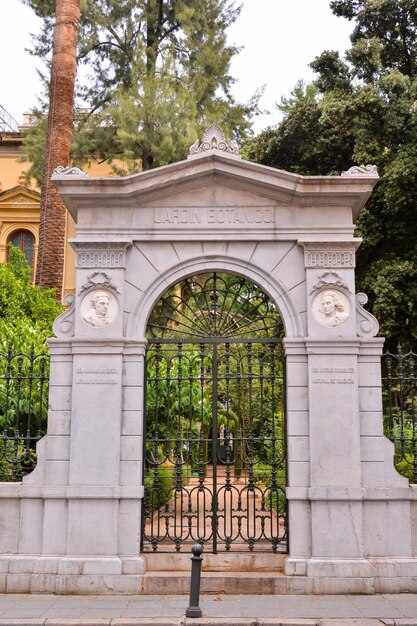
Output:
0 185 40 207
141 178 283 210
53 152 379 223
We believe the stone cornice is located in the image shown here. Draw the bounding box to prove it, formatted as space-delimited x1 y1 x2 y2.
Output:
53 153 379 223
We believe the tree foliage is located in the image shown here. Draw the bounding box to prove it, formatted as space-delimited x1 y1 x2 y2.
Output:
242 80 355 175
330 0 417 79
22 0 260 176
0 245 62 349
244 1 417 348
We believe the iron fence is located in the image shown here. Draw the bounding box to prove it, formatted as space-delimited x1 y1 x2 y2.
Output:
0 345 49 481
0 342 415 486
382 345 417 483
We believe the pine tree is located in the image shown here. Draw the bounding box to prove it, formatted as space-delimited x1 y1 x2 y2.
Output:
23 0 259 174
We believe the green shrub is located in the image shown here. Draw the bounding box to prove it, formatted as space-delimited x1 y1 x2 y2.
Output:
144 462 191 515
0 245 62 344
253 462 286 513
0 246 61 481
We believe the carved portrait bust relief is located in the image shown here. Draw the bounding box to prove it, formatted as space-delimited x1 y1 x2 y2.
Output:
312 289 351 328
80 289 118 328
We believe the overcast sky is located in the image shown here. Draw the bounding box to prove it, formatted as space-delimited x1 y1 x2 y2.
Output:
1 0 353 133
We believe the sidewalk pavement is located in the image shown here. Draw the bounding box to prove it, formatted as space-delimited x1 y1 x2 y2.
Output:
0 593 416 626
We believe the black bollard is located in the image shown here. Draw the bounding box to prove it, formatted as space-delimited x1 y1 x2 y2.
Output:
185 542 204 618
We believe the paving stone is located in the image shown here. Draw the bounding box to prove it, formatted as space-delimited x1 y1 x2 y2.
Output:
348 596 404 619
112 621 180 626
80 610 125 618
88 598 130 607
123 609 178 618
182 620 257 626
319 621 393 626
0 621 45 626
310 598 364 619
44 620 110 626
0 602 22 615
259 620 318 626
0 609 49 619
40 610 89 619
392 610 417 620
0 594 415 625
382 595 417 619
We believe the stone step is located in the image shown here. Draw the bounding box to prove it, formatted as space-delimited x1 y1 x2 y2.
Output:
144 552 286 573
142 570 293 595
141 569 382 595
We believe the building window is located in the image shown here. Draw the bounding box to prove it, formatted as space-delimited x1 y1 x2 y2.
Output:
8 230 36 270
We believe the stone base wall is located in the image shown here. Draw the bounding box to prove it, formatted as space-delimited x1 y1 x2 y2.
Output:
0 556 144 594
0 481 415 594
1 553 417 594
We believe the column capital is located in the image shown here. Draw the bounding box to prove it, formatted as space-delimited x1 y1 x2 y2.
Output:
70 239 132 270
297 239 361 269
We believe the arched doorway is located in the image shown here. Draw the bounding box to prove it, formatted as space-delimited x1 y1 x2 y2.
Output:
142 272 287 553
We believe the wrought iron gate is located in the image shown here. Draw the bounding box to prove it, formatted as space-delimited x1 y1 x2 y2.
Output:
142 273 287 553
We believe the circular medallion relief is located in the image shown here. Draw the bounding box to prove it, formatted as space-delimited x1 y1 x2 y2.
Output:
312 289 351 328
80 289 118 328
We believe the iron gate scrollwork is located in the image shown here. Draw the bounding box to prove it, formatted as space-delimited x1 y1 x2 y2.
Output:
142 273 287 553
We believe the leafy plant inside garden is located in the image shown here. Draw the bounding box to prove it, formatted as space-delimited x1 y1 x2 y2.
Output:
382 347 417 483
0 246 61 481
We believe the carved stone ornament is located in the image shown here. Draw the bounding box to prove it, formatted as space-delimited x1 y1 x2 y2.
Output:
12 195 28 204
341 164 379 177
52 165 88 177
78 271 121 296
188 124 241 159
80 289 118 328
310 271 351 295
312 288 351 328
304 243 356 268
53 294 75 338
77 250 126 269
356 292 379 338
72 241 131 269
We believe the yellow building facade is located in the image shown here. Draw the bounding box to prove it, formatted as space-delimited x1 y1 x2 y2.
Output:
0 114 115 298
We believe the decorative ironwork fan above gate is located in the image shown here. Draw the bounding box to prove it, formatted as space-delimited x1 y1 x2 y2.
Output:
146 272 283 339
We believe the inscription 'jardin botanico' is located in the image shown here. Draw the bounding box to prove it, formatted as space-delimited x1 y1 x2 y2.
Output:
154 207 274 225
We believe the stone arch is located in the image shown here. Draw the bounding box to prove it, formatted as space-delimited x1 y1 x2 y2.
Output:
141 264 290 553
1 223 38 244
0 223 38 264
127 255 305 340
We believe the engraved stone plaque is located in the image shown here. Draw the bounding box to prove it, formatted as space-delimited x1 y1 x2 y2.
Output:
80 289 118 328
312 289 350 328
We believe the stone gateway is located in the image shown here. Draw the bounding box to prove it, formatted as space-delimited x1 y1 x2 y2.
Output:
0 126 416 594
